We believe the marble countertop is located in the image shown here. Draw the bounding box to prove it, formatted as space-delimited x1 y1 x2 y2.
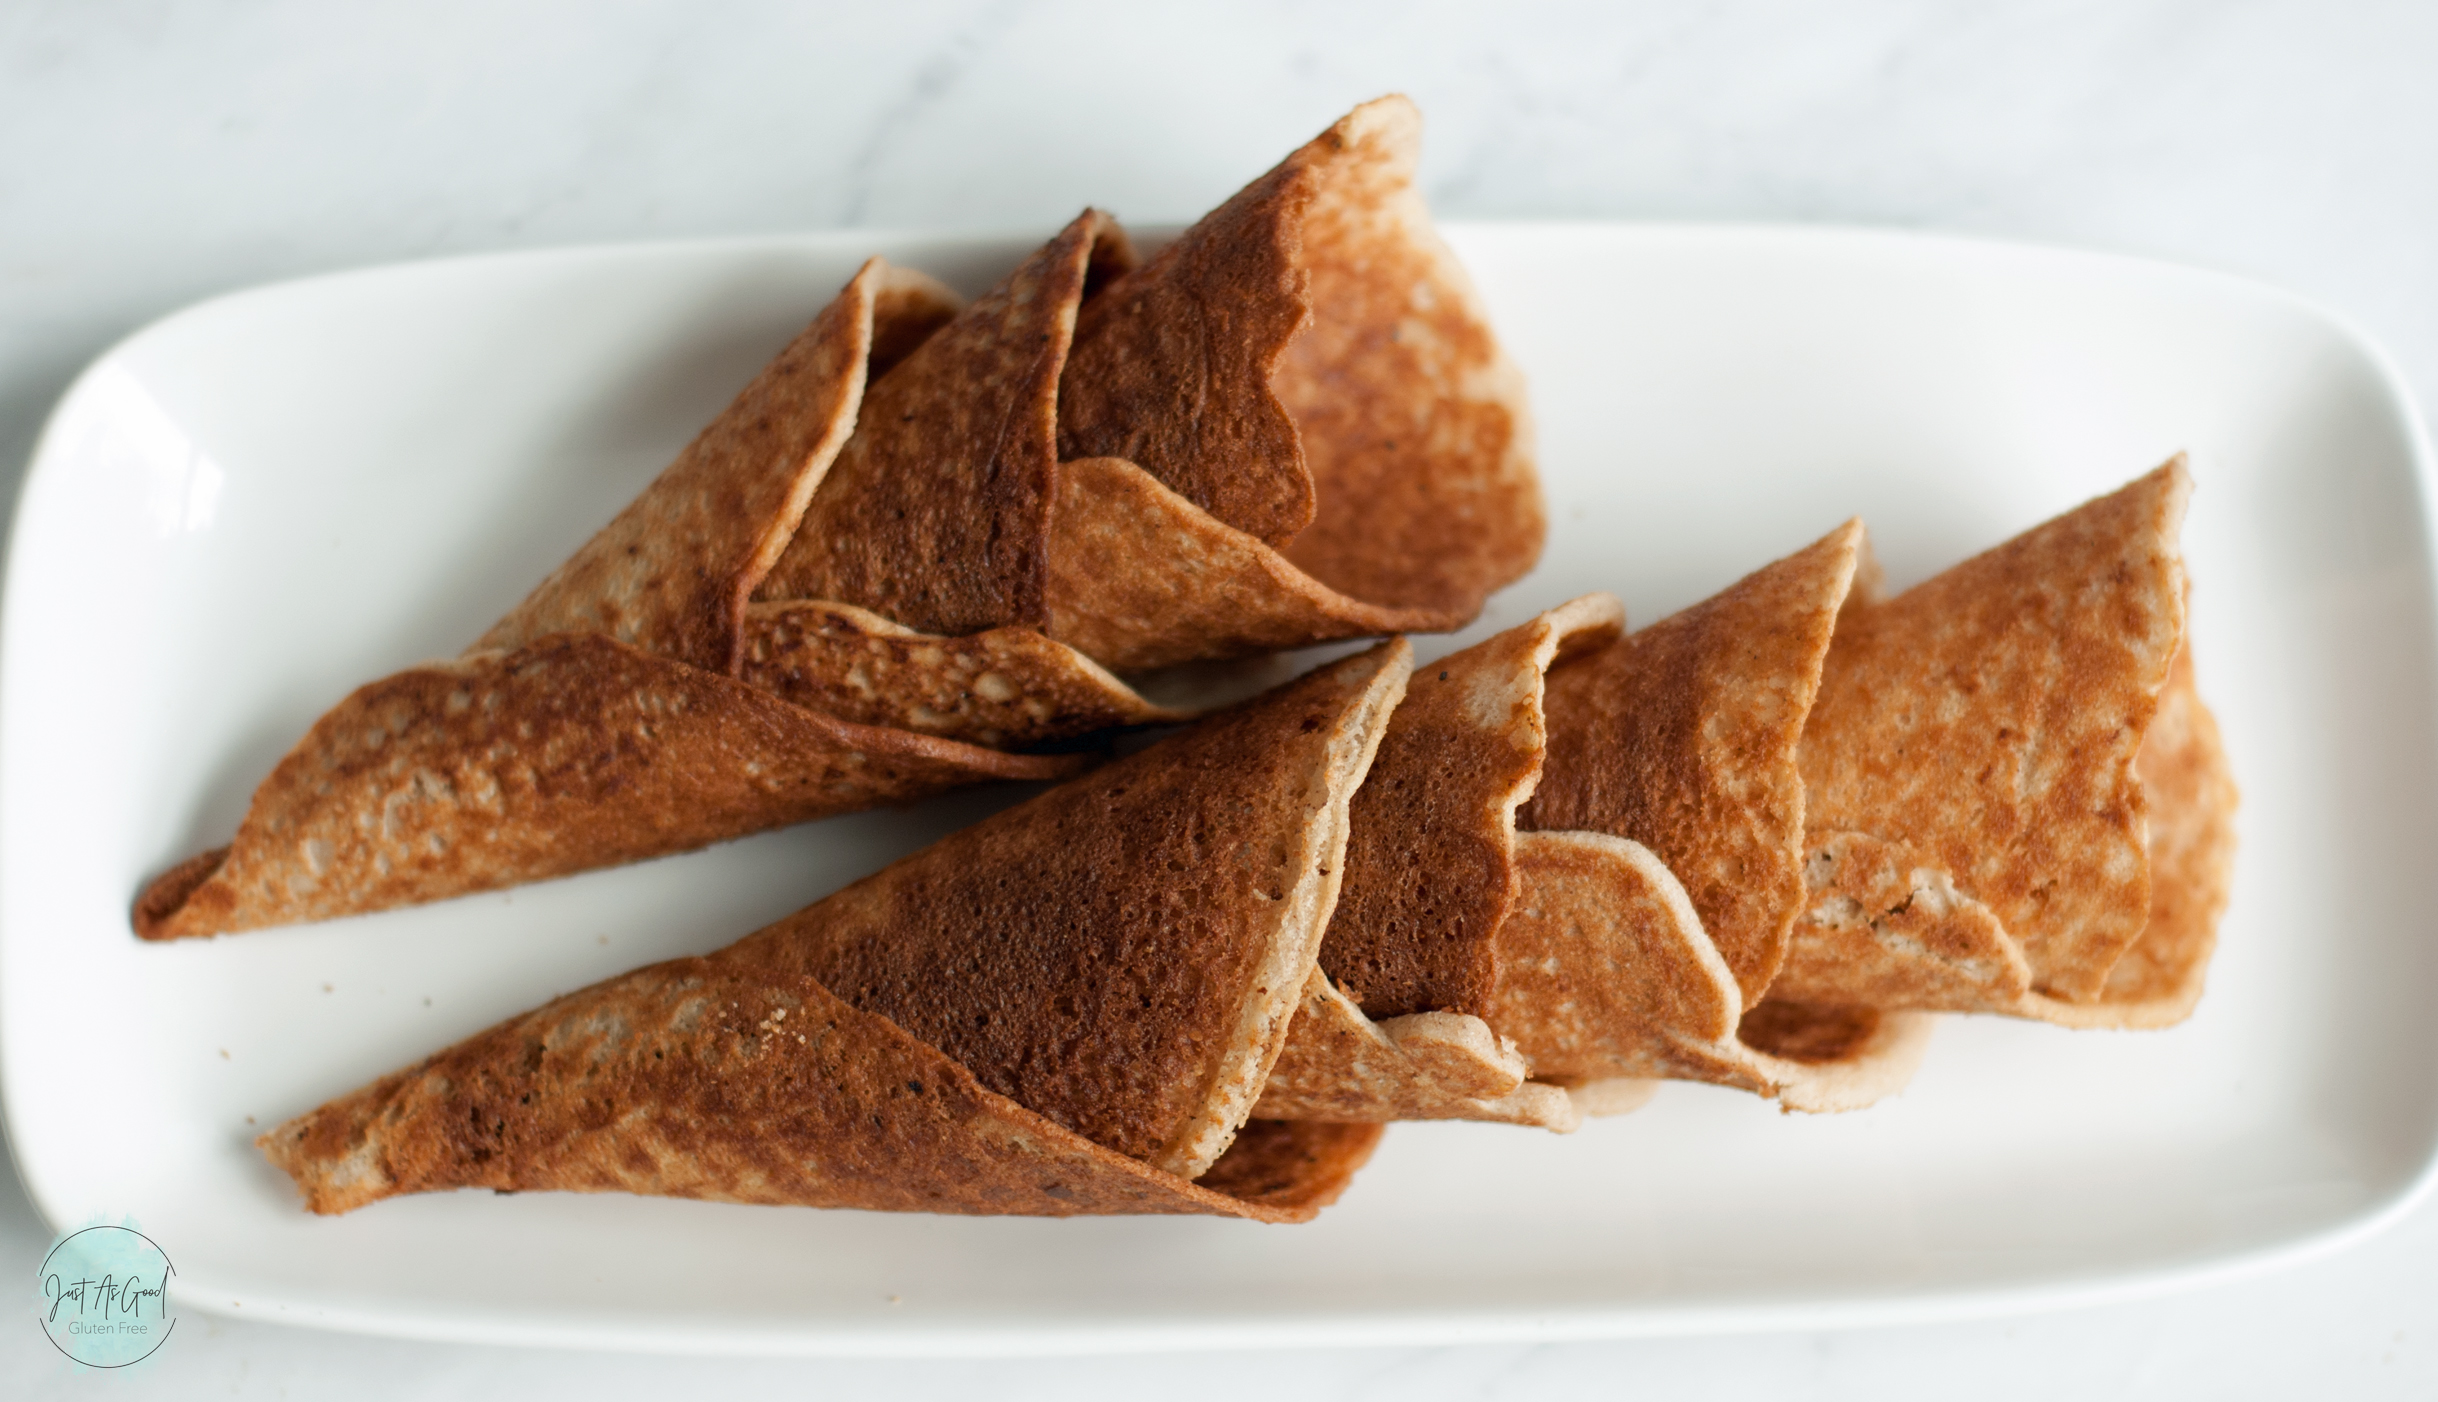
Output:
5 2 2434 1395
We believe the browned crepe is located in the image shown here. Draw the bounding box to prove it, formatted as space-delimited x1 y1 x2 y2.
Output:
719 642 1410 1177
1258 543 1932 1126
1521 522 1868 1005
1046 95 1542 670
261 957 1380 1219
1490 829 1935 1113
734 96 1536 705
1483 525 1933 1114
1042 456 1461 673
1326 599 1627 1021
737 598 1184 747
136 262 1088 940
134 634 1076 940
478 259 960 673
756 211 1135 635
2093 641 2237 1021
1253 595 1620 1131
263 643 1411 1216
1770 461 2230 1026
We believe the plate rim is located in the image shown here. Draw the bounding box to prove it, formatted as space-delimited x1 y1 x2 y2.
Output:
6 219 2436 1355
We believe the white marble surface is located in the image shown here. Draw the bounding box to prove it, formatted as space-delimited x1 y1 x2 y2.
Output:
4 1 2435 1394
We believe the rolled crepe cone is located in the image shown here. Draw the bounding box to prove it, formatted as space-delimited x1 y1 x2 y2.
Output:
262 643 1410 1217
1772 459 2238 1027
1265 476 2224 1123
136 261 1086 940
752 95 1542 686
734 211 1178 742
477 258 961 673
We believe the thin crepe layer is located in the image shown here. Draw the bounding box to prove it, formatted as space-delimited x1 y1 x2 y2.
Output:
1519 522 1865 1005
1056 125 1315 548
134 633 1076 940
1773 461 2207 1018
1324 593 1626 1019
1771 640 2236 1028
738 598 1180 748
477 259 961 673
715 643 1412 1178
137 262 1075 938
757 210 1135 635
1270 96 1543 616
1251 975 1576 1130
261 956 1380 1220
1253 595 1623 1131
1043 456 1463 672
1045 94 1540 671
1058 96 1538 614
1491 830 1935 1114
2096 642 2237 1020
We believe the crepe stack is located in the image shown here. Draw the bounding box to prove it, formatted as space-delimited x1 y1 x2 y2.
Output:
262 645 1409 1219
134 95 1539 940
260 463 2236 1219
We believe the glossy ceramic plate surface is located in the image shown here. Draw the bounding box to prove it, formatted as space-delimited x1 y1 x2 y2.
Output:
5 224 2434 1353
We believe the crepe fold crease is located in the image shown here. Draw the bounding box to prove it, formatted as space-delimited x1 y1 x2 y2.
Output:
264 643 1412 1217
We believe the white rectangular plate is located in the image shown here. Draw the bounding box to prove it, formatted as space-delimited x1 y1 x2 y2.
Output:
6 225 2436 1354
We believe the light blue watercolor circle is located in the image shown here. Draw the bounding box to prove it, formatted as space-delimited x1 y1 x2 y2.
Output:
35 1222 176 1368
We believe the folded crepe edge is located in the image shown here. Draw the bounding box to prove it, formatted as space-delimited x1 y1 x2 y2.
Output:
1497 829 1933 1114
1253 593 1625 1131
739 597 1185 747
1046 454 1469 673
133 637 1085 941
477 257 962 674
256 956 1382 1222
1154 637 1414 1178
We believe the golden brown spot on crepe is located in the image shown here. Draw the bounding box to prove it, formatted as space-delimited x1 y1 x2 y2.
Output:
1735 1002 1886 1064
